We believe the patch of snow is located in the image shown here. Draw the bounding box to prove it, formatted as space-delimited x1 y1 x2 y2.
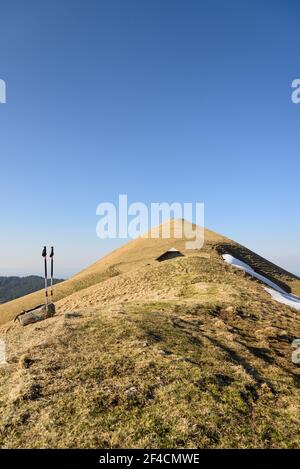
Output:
264 287 300 310
222 254 286 293
222 254 300 311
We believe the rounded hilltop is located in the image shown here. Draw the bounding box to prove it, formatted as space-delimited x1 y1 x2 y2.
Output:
0 219 299 325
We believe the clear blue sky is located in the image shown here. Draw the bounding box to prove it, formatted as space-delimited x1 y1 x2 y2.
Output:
0 0 299 278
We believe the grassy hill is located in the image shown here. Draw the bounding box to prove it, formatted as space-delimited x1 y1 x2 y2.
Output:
0 220 300 448
0 220 227 325
0 276 63 304
0 220 299 325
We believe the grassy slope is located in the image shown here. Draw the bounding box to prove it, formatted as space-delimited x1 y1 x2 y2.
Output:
1 255 300 448
0 220 298 325
0 221 219 325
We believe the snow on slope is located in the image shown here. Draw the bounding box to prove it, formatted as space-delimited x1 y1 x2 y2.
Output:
222 254 300 311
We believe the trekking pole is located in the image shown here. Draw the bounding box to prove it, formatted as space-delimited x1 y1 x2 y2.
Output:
42 246 48 310
50 246 54 300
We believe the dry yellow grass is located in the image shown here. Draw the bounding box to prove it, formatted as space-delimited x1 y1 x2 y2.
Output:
0 219 298 325
0 255 300 447
56 257 237 312
0 220 227 325
0 220 299 448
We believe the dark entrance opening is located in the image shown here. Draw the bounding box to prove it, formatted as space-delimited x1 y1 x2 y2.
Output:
155 248 184 262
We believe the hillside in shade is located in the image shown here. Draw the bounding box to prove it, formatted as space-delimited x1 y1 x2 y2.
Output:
0 276 63 304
